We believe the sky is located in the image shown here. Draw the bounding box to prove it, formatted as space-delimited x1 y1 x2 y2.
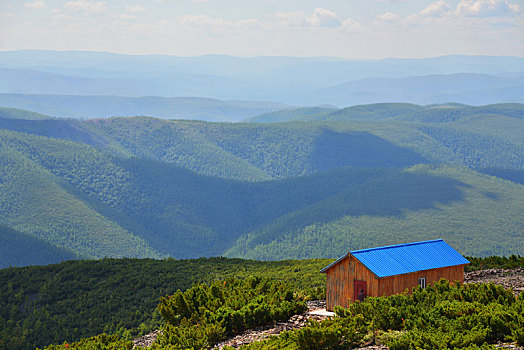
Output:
0 0 523 58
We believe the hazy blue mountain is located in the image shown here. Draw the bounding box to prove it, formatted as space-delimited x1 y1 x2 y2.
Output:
0 68 157 96
245 107 338 123
248 103 524 124
309 103 423 121
310 73 524 106
1 51 523 105
0 94 289 121
0 106 53 120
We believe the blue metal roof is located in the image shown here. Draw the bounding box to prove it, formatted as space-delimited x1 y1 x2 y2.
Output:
321 239 469 277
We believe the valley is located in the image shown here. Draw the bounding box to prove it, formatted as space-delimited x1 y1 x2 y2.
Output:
0 103 523 267
3 2 523 348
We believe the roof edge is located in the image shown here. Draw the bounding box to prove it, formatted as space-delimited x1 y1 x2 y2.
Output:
320 253 349 273
320 239 470 275
350 239 444 255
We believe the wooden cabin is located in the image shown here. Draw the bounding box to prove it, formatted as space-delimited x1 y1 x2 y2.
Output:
321 239 469 311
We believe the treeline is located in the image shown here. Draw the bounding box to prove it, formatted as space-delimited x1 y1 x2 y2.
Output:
0 257 328 350
466 255 524 271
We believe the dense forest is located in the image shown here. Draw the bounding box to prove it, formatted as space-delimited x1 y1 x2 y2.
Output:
0 256 521 350
0 103 523 266
0 257 328 350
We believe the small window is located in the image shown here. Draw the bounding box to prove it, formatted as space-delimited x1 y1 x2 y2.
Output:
418 277 426 289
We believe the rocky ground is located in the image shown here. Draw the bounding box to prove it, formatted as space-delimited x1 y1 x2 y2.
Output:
465 267 524 295
133 268 524 349
133 330 162 349
212 300 329 349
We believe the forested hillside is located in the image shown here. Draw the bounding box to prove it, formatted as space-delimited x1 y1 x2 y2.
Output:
0 224 78 267
0 106 53 120
0 257 328 350
0 103 522 267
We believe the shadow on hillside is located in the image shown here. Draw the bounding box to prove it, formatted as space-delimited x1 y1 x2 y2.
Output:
54 153 472 259
244 166 472 247
477 167 524 185
309 128 428 170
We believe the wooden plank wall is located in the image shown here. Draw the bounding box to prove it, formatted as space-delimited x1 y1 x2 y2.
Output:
378 264 465 296
326 254 379 311
326 255 350 311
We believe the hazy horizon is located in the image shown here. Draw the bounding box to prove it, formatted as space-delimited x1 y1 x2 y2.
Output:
2 49 524 60
1 0 523 58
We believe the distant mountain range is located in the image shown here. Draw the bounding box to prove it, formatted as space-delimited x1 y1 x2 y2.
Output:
0 94 289 121
0 103 522 267
1 51 523 107
310 73 524 106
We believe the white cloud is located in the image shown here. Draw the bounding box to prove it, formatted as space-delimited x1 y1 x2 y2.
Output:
275 8 342 27
274 11 310 26
456 0 521 17
310 8 342 27
2 0 522 59
64 0 107 15
119 13 137 20
176 14 261 32
126 5 145 13
155 0 209 3
420 0 451 17
376 12 400 22
341 18 365 32
25 0 47 9
0 11 15 18
177 14 228 27
52 13 75 20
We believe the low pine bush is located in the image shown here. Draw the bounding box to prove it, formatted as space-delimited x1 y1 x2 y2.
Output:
153 277 306 349
39 334 133 350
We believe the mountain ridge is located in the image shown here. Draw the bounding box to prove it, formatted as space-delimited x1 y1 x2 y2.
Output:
2 51 524 105
0 103 522 266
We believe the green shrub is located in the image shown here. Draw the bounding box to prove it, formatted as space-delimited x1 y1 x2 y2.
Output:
40 334 133 350
154 278 306 349
152 321 224 350
293 317 365 350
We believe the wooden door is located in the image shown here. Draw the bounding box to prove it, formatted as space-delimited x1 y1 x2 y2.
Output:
354 280 366 302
